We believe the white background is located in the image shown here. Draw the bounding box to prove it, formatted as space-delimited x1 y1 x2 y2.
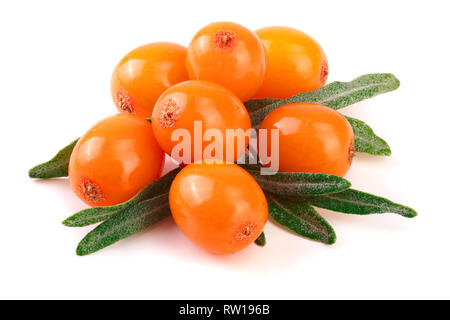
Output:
1 0 449 299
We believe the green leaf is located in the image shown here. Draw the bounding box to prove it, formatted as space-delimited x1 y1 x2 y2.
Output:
76 193 171 256
267 193 336 244
28 139 79 179
345 116 391 156
302 189 417 218
249 73 400 126
63 168 180 227
241 164 351 196
254 231 266 247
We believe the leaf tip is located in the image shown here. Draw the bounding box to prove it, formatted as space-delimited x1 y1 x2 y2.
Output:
76 243 89 256
381 148 392 156
62 218 74 227
28 166 39 178
379 73 400 89
327 232 337 245
390 74 401 89
254 232 266 247
329 175 351 194
62 214 85 227
76 249 86 256
342 178 352 190
398 206 418 218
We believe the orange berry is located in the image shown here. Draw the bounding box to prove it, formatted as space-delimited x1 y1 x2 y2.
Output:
111 42 189 118
151 80 251 163
169 162 268 254
69 114 164 206
186 22 266 102
259 103 354 177
255 26 328 99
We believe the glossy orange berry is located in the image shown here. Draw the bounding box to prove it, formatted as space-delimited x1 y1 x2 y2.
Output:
255 26 328 99
111 42 189 118
69 114 164 206
151 80 251 163
186 22 266 102
169 162 268 254
259 103 354 177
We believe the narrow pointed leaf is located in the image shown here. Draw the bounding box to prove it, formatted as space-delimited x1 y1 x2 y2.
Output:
302 189 417 218
76 194 171 256
241 164 351 196
250 73 400 126
254 232 266 247
63 168 180 227
28 139 79 179
345 116 391 156
267 193 336 244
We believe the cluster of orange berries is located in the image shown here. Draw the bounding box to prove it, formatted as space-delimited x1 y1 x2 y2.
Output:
69 22 354 254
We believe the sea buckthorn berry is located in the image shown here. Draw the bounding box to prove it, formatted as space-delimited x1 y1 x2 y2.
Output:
255 26 328 99
169 162 268 254
111 42 189 118
259 103 354 177
186 22 266 102
69 114 164 206
151 80 251 163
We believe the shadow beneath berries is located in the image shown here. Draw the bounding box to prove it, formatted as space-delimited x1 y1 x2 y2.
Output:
30 177 87 214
